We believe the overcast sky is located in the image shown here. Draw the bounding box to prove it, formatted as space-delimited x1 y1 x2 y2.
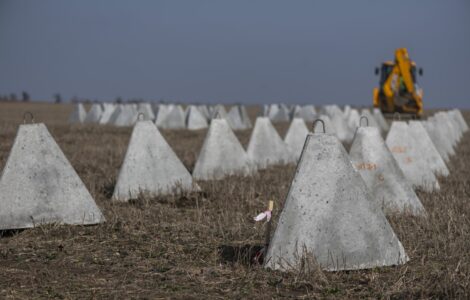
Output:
0 1 469 108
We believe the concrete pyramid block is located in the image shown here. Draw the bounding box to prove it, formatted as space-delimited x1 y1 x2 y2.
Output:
428 116 456 157
226 106 246 130
322 104 342 116
293 105 316 122
0 123 105 230
210 105 227 119
239 105 252 129
84 103 103 123
137 103 156 121
347 109 360 130
155 104 171 127
247 117 294 169
68 103 87 124
451 109 468 132
445 111 463 141
108 105 124 126
265 131 408 271
284 118 309 161
448 110 466 135
373 108 389 132
436 112 459 147
261 104 269 117
99 103 116 125
386 121 440 192
156 105 185 129
349 126 425 215
268 104 290 122
423 120 451 163
111 105 137 127
444 112 462 144
197 105 211 120
330 111 353 143
343 105 351 117
112 121 194 201
186 105 208 130
408 121 449 177
193 118 254 180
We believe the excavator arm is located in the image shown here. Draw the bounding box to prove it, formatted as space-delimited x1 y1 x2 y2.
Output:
375 48 423 117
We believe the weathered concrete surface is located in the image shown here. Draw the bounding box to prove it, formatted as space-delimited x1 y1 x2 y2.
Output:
427 116 456 158
156 105 185 129
435 113 459 148
329 110 353 143
155 104 171 127
444 111 463 142
197 105 211 120
226 106 246 130
423 120 450 162
386 121 440 192
110 105 137 127
193 118 254 180
0 123 105 230
68 103 87 124
452 109 468 132
239 105 252 129
347 109 360 131
112 121 194 201
84 103 103 123
137 103 156 121
343 105 351 118
247 117 294 169
293 105 316 122
449 110 466 134
210 105 227 119
373 108 389 132
284 118 309 161
349 126 425 215
99 103 116 125
186 105 208 130
265 132 408 271
268 104 290 122
408 121 449 177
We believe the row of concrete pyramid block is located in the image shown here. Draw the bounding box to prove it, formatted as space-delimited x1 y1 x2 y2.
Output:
0 108 467 272
266 109 468 271
68 103 252 130
70 102 391 144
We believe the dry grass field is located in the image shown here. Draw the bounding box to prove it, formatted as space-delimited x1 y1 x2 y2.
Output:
0 102 469 299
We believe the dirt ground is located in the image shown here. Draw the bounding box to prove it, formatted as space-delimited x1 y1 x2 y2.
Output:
0 102 468 299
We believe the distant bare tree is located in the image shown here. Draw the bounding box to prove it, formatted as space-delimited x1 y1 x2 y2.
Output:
10 93 17 101
22 91 30 102
54 93 62 103
116 97 123 103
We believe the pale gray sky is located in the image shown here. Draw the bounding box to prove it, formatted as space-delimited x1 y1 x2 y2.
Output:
0 1 469 108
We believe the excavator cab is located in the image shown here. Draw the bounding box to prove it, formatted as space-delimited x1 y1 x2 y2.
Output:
373 48 424 117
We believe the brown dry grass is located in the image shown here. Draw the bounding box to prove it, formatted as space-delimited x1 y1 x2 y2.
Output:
0 102 469 299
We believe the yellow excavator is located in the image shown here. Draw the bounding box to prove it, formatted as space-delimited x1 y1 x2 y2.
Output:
373 48 424 117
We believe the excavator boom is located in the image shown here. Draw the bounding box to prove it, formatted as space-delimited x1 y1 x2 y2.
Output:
373 48 423 117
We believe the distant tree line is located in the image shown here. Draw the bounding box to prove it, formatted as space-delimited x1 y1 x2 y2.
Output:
0 92 165 104
0 91 31 102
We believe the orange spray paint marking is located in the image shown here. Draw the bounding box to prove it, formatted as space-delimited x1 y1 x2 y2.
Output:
391 146 407 153
356 162 377 170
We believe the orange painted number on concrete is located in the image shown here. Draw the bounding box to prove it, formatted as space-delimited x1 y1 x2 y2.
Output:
391 146 407 153
356 162 377 170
